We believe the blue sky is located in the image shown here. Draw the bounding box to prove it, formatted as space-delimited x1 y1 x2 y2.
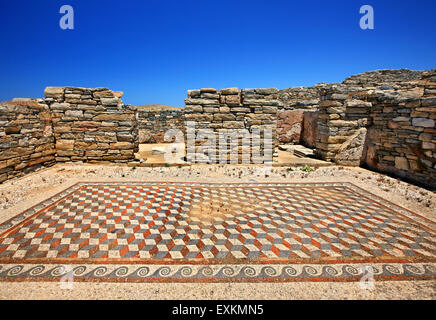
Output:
0 0 435 106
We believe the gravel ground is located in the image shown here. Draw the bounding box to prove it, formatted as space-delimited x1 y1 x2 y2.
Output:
0 281 435 300
1 163 434 221
0 163 435 300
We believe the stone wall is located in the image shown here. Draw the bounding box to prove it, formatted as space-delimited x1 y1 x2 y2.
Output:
137 108 185 143
0 99 55 183
275 84 326 145
45 87 138 163
1 69 434 187
365 72 436 187
316 70 436 188
184 88 279 163
276 84 326 110
343 69 423 86
276 110 319 146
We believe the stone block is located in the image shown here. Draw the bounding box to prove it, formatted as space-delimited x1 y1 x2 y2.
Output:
255 88 279 95
111 142 134 150
412 118 434 127
214 114 236 121
44 87 64 99
100 98 120 106
200 88 217 93
395 157 409 171
65 110 83 118
56 139 74 150
220 88 239 95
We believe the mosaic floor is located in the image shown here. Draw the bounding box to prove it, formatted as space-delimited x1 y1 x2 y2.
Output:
0 182 435 282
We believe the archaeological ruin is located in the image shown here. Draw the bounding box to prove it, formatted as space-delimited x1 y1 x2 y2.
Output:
0 69 435 188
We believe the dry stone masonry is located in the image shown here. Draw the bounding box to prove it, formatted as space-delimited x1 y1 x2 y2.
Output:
0 99 55 183
184 88 279 164
45 87 138 163
137 108 185 144
0 69 434 188
317 69 436 188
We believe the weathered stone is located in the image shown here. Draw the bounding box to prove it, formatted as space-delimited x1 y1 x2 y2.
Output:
220 88 239 95
93 114 134 121
111 142 134 150
222 121 245 129
56 139 74 150
113 91 124 99
345 100 372 108
214 113 236 121
65 99 97 105
412 118 434 127
187 90 201 97
421 97 436 107
393 116 410 122
395 157 409 171
65 110 83 118
100 98 120 106
329 120 358 127
255 88 278 95
200 88 217 93
5 126 21 134
320 100 343 108
224 95 241 106
184 98 218 105
262 106 278 114
203 107 219 113
93 90 115 98
301 111 319 148
419 133 433 142
422 142 435 150
50 103 70 110
186 105 203 112
44 87 64 99
276 110 304 144
335 128 367 166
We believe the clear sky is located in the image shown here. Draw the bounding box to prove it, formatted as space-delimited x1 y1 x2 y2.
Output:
0 0 435 106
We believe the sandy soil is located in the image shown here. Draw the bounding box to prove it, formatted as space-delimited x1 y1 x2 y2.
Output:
0 281 435 300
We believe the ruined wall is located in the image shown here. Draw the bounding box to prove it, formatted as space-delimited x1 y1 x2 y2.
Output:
0 99 55 183
275 85 324 145
316 70 436 188
275 70 428 147
137 108 185 143
276 84 325 110
1 69 434 187
45 87 138 163
365 71 436 187
184 88 278 163
317 86 372 164
276 110 319 146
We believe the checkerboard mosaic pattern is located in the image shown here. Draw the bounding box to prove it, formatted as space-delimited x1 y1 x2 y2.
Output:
0 182 435 282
